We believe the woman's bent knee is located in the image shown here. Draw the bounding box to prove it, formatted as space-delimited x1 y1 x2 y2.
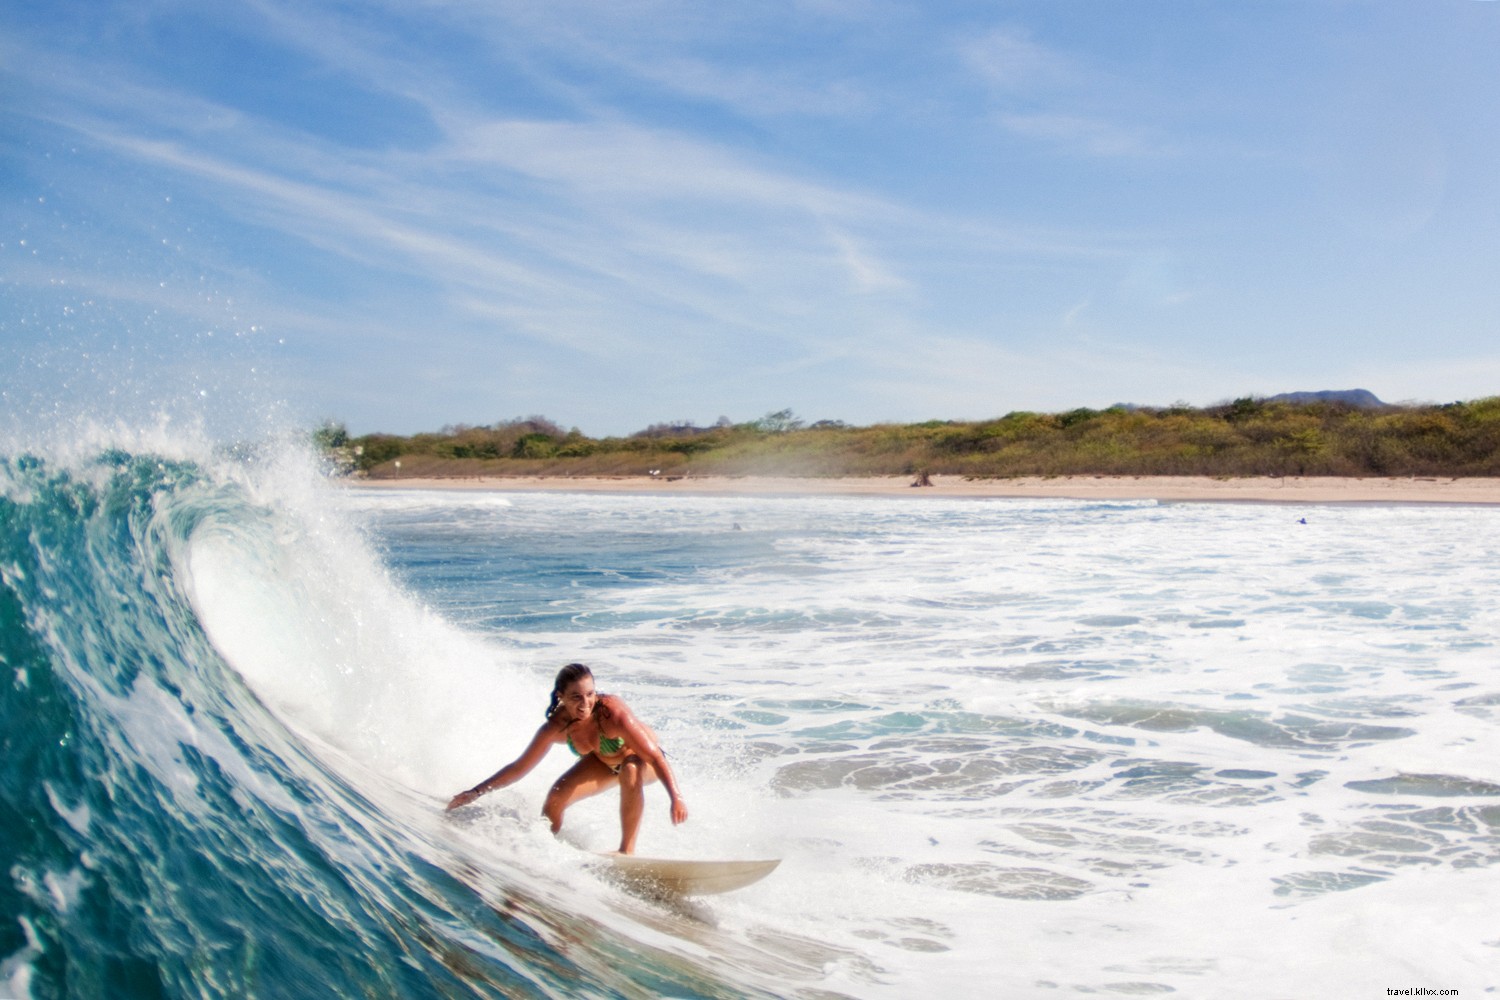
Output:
618 757 645 790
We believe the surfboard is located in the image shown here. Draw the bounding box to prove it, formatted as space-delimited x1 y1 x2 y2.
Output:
591 854 781 896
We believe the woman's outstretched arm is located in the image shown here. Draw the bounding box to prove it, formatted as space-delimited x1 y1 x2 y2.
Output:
446 722 559 811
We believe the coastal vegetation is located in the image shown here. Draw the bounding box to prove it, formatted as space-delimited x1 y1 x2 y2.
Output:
322 396 1500 480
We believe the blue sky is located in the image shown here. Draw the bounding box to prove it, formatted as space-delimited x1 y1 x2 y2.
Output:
3 1 1499 438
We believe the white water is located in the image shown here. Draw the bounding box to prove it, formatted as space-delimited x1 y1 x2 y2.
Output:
194 481 1500 996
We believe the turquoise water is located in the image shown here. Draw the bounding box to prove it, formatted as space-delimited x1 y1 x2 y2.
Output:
5 447 1500 997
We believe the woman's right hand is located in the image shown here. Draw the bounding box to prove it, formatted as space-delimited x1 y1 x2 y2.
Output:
446 788 482 811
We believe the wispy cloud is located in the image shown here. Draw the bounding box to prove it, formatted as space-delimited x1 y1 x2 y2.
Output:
960 25 1179 159
960 26 1083 94
445 118 877 215
998 111 1177 159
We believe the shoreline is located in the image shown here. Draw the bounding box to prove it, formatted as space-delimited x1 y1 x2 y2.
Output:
343 474 1500 505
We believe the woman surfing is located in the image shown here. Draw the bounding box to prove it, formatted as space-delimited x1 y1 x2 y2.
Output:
446 663 688 854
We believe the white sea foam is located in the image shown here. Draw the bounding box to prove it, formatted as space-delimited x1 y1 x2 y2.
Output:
0 916 42 1000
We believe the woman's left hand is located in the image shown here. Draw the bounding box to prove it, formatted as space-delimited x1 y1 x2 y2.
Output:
670 798 688 825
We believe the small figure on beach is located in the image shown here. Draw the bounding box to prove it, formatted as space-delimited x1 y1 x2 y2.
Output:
446 663 688 854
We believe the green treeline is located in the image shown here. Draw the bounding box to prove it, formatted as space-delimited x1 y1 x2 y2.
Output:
322 397 1500 480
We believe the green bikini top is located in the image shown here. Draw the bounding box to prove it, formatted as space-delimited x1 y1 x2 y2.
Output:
567 732 625 758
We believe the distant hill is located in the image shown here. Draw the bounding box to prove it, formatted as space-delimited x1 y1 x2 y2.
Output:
1111 390 1389 411
1265 389 1387 408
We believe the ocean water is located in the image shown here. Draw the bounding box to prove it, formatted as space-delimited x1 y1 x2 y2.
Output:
3 445 1498 998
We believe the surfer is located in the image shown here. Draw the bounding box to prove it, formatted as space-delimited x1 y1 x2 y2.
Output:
446 663 688 854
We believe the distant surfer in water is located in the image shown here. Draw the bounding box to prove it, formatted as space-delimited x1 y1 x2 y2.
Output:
446 663 688 854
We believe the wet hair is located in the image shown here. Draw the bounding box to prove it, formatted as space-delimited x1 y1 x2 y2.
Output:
546 663 594 718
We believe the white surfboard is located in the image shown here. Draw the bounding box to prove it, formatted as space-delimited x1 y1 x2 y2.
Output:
592 854 781 896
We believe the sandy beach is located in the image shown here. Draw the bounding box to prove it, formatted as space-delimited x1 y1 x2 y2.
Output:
347 474 1500 505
